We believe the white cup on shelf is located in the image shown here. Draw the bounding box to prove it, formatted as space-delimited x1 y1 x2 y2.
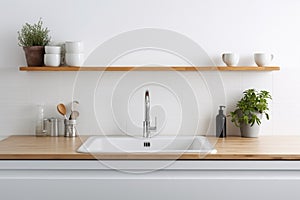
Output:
65 41 84 53
254 53 274 67
65 53 84 66
44 54 61 67
222 53 239 66
45 46 61 54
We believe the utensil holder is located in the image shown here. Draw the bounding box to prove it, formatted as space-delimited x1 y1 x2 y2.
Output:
64 119 78 137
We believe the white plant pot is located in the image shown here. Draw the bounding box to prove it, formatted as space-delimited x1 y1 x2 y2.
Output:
240 122 261 138
237 110 262 138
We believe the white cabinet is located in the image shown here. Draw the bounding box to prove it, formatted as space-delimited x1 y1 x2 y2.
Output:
0 161 299 200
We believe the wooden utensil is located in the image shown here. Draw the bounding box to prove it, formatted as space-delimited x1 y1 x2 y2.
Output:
57 103 68 119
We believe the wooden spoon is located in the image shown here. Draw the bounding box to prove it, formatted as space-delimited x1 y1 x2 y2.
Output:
57 103 68 119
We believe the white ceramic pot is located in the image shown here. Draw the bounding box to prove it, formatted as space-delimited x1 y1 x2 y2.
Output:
65 53 84 66
45 46 61 54
240 122 261 138
238 110 262 138
65 41 84 53
44 54 61 67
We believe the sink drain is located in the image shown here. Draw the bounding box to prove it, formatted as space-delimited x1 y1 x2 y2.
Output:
144 142 151 147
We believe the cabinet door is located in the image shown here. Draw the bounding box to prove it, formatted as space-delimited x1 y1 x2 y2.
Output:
0 169 300 200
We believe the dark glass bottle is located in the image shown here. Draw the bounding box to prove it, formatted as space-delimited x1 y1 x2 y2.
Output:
216 106 226 138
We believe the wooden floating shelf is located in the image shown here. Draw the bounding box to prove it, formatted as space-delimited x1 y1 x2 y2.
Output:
19 66 280 71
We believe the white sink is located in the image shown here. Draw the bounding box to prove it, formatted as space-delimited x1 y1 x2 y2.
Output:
0 136 7 141
77 136 217 154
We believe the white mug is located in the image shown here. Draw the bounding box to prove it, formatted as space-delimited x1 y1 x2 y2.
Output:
45 46 61 54
65 53 84 66
44 54 61 67
254 53 274 67
65 41 84 53
222 53 239 66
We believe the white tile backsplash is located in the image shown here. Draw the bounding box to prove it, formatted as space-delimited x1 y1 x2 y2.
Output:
0 0 299 136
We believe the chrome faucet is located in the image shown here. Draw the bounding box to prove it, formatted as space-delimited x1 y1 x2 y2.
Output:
143 90 157 138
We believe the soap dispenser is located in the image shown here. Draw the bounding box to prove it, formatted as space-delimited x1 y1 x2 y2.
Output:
216 106 226 138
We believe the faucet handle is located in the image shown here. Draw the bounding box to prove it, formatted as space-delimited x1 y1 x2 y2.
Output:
150 117 157 131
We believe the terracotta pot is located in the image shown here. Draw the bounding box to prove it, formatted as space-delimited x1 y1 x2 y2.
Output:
23 46 45 66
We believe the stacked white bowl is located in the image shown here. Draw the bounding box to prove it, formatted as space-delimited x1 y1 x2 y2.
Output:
65 41 84 66
44 46 61 67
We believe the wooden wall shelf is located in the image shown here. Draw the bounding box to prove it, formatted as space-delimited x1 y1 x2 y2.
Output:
19 66 280 72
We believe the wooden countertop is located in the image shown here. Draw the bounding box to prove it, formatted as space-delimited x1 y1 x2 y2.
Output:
0 135 300 160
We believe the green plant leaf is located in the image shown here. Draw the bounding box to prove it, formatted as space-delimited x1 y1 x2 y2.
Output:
17 18 51 47
229 88 272 127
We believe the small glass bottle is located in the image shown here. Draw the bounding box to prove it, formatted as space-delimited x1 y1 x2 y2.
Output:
35 104 46 136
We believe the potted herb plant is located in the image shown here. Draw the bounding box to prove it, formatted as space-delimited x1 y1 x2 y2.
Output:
17 18 51 66
230 88 272 137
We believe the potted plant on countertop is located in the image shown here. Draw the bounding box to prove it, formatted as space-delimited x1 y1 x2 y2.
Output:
17 18 51 66
229 88 272 138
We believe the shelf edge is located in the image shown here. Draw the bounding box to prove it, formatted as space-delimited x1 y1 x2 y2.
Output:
19 66 281 71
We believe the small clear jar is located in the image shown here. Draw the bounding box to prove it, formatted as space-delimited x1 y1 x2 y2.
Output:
35 104 46 136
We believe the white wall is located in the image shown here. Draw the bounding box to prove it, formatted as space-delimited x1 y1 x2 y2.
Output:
0 0 299 136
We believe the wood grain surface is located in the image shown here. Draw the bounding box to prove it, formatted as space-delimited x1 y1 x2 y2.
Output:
19 66 280 71
0 135 299 160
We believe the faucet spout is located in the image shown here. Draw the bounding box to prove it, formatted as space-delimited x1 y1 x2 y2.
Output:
145 90 150 122
143 90 157 138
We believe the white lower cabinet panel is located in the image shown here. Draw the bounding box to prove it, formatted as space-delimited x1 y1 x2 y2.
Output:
0 161 300 200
